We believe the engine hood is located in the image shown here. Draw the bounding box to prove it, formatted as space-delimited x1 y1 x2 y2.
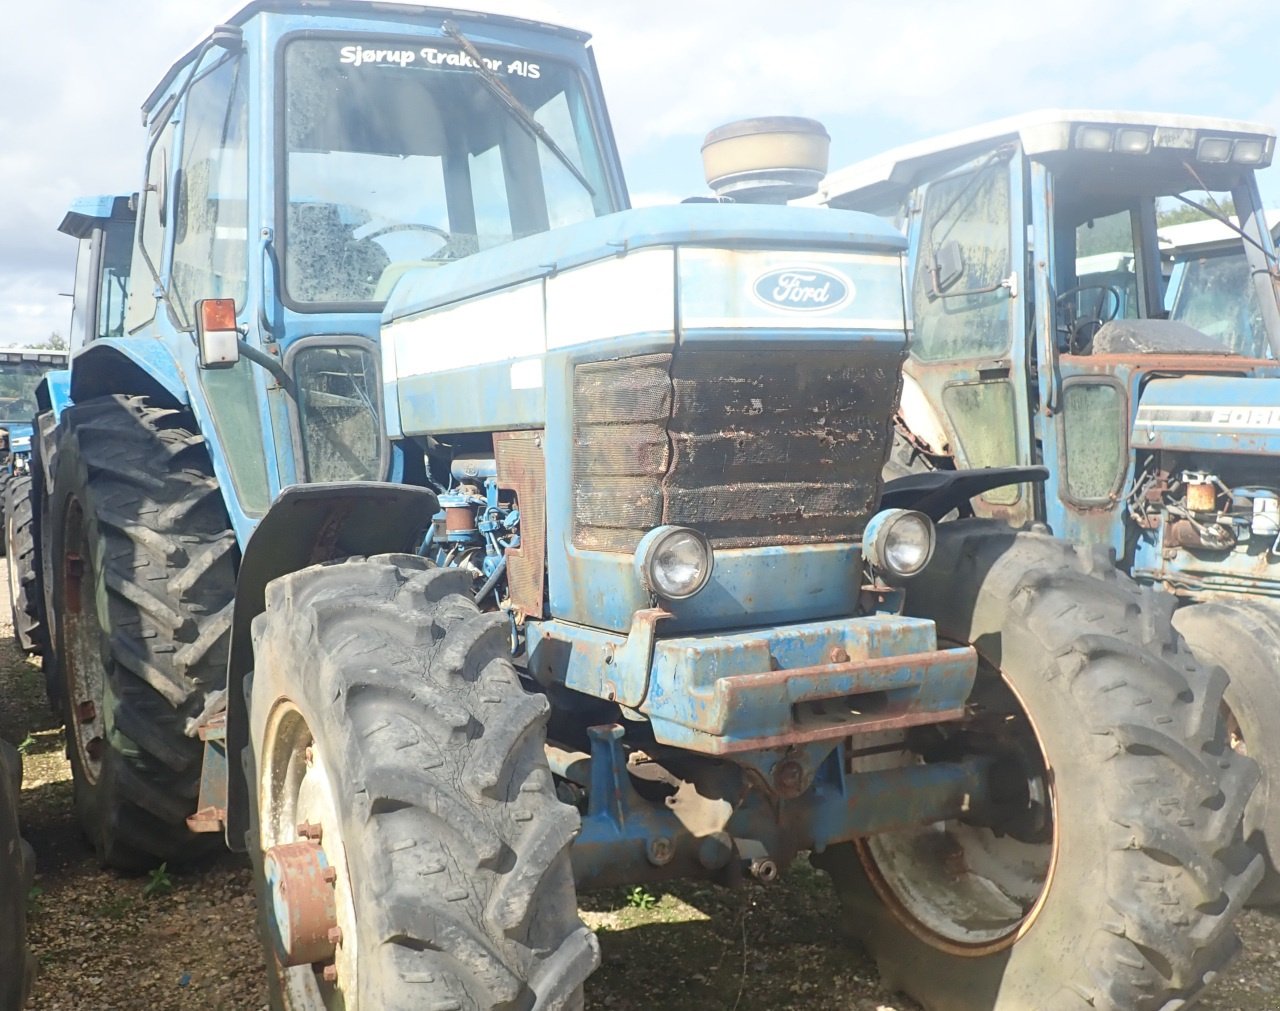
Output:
1134 375 1280 455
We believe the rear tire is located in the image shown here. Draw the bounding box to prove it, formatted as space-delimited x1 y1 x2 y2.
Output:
247 555 598 1010
815 520 1261 1011
6 473 45 655
0 738 35 1011
1174 599 1280 906
49 395 237 868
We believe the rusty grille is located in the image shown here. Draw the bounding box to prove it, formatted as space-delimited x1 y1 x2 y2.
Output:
572 347 903 551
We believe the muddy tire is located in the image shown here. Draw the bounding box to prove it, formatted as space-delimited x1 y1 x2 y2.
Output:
815 520 1261 1011
0 739 35 1011
247 556 598 1010
1174 599 1280 907
6 474 45 656
0 471 8 558
49 395 237 869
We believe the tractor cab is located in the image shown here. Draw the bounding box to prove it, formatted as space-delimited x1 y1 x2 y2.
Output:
818 110 1280 554
99 0 627 541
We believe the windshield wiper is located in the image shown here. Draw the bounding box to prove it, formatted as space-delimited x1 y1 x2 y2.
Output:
443 21 596 197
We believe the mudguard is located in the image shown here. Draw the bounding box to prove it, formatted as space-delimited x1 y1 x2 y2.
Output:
223 481 439 850
35 370 73 420
69 339 190 408
881 466 1049 521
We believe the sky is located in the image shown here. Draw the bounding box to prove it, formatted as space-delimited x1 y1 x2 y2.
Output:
4 0 1280 346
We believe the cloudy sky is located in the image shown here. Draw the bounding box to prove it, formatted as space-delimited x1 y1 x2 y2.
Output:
4 0 1280 346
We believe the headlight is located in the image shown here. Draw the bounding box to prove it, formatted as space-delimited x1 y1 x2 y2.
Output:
864 509 935 582
635 525 714 600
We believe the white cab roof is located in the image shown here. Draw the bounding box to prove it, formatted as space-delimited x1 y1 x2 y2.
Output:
816 109 1276 208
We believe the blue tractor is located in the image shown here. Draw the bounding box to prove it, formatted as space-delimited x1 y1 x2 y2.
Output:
6 196 134 668
30 15 1258 1011
817 109 1280 907
0 347 68 655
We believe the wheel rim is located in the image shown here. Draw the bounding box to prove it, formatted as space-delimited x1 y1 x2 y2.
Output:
1222 702 1245 756
60 498 107 784
853 662 1058 956
261 702 359 1008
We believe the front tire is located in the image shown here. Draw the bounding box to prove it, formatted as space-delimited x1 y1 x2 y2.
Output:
816 521 1261 1011
1174 599 1280 906
49 395 237 868
247 555 598 1010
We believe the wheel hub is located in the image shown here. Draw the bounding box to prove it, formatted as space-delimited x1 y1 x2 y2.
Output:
264 840 339 967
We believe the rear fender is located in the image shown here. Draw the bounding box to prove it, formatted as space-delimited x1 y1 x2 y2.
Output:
222 481 438 850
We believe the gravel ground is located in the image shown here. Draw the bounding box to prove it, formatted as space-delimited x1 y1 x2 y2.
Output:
1 558 1277 1010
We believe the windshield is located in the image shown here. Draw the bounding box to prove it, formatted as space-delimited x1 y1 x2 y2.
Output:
0 359 62 422
281 37 617 306
1053 175 1276 357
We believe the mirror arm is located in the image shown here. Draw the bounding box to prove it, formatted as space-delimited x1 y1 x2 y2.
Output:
238 339 296 397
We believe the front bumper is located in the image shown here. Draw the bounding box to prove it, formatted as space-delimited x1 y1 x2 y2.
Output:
528 612 977 754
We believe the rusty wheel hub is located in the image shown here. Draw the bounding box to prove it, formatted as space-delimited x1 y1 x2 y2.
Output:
264 840 340 966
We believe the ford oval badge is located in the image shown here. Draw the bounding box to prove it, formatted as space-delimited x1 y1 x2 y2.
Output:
753 266 852 312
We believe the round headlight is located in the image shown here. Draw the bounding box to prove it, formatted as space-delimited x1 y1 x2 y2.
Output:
864 509 935 582
635 526 714 600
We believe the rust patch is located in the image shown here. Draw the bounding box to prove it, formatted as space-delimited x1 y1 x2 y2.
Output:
494 430 547 619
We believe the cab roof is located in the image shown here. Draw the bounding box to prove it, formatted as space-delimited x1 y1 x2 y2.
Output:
817 109 1276 212
1159 209 1280 256
144 0 590 116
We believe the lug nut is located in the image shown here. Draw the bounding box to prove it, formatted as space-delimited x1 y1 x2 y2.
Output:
321 866 337 884
321 962 338 983
750 858 779 883
646 836 675 866
327 926 343 946
297 821 323 842
76 700 97 724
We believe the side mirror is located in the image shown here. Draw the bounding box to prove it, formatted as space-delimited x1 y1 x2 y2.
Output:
932 240 965 294
195 298 240 369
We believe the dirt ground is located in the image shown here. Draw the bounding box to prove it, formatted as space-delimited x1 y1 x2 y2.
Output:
1 558 1278 1011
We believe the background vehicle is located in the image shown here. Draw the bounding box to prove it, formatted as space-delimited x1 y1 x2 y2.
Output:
1163 210 1280 340
29 19 1258 1011
5 197 134 664
0 349 67 659
817 108 1280 903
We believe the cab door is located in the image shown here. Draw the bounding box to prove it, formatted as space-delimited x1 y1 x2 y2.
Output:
904 145 1037 526
1029 163 1135 558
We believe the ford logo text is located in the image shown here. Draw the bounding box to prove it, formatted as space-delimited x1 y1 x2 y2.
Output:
753 266 852 312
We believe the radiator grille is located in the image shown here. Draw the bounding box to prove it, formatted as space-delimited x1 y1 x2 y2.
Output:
573 347 903 551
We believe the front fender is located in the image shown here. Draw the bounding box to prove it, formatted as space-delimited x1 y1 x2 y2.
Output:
223 481 439 850
69 339 190 408
881 466 1049 521
35 370 73 420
